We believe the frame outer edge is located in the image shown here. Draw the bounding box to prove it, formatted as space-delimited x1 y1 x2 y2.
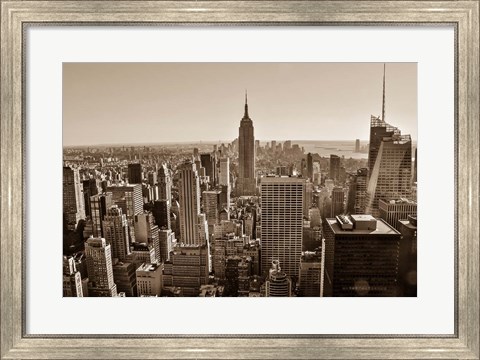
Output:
0 1 479 359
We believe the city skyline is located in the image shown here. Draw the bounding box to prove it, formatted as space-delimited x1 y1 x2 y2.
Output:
63 63 417 146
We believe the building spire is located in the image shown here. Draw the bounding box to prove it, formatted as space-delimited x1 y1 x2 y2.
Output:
382 63 386 122
244 89 249 119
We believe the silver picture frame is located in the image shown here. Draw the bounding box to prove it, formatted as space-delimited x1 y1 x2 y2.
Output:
1 1 479 358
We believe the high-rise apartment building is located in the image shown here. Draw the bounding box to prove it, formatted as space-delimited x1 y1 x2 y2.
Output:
178 161 201 244
237 93 256 196
260 177 305 279
63 166 85 230
84 237 117 297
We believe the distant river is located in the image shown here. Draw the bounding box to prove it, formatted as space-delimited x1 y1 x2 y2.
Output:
292 140 369 159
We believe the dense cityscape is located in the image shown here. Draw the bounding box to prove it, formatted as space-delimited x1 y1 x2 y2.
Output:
63 68 417 298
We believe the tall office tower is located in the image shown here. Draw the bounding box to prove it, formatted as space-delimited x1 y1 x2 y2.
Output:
147 171 157 187
352 168 369 214
136 263 163 297
134 212 160 263
219 157 230 186
307 153 314 181
261 177 305 279
63 166 85 231
157 164 172 203
303 181 313 216
365 121 412 217
366 65 413 216
102 205 131 261
323 214 401 297
82 178 99 218
299 251 324 297
379 198 417 231
237 93 256 196
128 163 143 184
84 237 117 297
202 190 222 226
193 147 199 159
63 256 83 297
112 261 137 297
265 260 292 297
152 200 171 230
331 187 345 217
355 139 361 153
329 155 341 183
178 161 201 244
107 184 143 242
397 215 417 296
162 244 210 296
159 228 175 262
90 192 113 238
200 153 216 185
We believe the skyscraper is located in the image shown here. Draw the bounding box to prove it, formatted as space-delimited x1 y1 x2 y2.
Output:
219 157 230 187
331 187 345 217
202 190 222 226
63 166 85 230
84 237 117 297
178 161 201 244
365 129 412 217
307 152 314 181
157 163 172 204
200 153 216 186
323 214 401 297
128 163 143 184
329 155 340 183
107 184 143 242
237 92 256 196
261 177 305 279
90 192 113 238
102 205 131 261
366 66 413 217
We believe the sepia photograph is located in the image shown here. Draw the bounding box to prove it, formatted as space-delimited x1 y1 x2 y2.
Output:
62 62 418 298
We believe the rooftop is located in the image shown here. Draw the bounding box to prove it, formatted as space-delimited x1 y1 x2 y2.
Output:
326 217 400 235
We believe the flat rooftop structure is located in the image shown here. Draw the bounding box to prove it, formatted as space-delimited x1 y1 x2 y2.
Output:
398 219 417 230
379 198 417 205
325 217 400 236
261 176 305 184
136 263 160 272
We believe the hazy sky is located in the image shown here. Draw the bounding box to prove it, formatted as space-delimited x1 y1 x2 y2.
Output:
63 63 417 146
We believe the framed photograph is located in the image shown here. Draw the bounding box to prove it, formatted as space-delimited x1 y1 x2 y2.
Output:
1 1 479 358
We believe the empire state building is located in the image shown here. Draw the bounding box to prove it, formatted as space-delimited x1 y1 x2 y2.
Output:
237 93 256 196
